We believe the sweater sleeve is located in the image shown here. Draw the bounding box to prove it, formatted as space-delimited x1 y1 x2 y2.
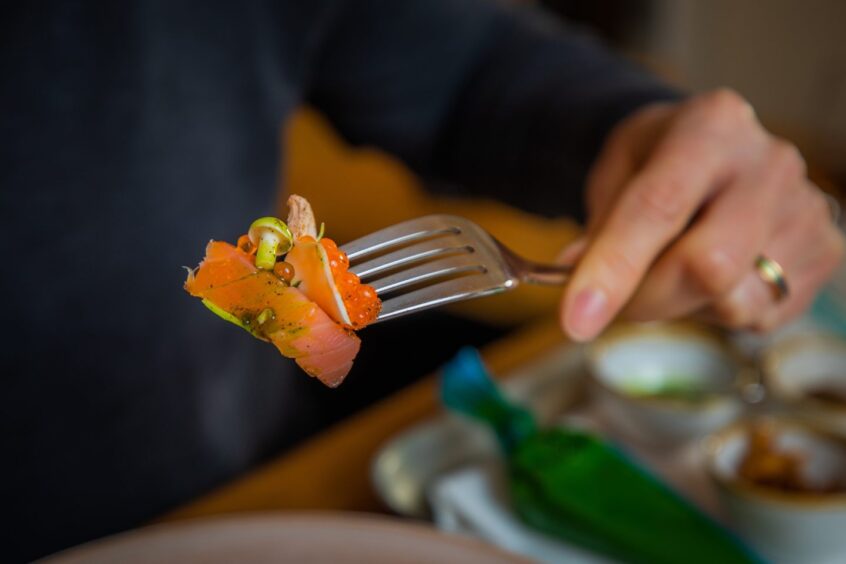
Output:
306 0 681 219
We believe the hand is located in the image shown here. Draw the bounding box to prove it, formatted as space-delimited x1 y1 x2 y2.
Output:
559 89 844 341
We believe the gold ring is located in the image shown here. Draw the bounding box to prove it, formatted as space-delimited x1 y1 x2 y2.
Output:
755 255 789 302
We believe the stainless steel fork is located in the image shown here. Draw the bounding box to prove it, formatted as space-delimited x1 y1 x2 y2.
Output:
341 215 573 323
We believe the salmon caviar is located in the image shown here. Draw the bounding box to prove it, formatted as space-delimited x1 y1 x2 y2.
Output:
237 234 255 254
273 261 295 283
320 237 380 328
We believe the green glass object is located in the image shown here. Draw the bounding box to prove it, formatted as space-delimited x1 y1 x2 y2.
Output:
440 348 762 564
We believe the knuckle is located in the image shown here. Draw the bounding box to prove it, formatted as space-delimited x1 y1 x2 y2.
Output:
808 189 834 223
785 186 828 237
768 139 806 178
696 88 752 126
685 248 740 298
630 177 689 226
788 189 825 234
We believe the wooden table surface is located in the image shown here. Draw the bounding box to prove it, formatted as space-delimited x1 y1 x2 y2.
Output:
161 318 567 522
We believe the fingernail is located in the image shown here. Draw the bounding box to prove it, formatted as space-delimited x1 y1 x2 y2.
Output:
565 288 609 342
556 237 588 265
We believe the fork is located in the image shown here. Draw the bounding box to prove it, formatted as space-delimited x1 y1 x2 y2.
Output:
341 215 573 323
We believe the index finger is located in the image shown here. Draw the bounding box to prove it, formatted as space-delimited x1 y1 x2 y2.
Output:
561 127 733 341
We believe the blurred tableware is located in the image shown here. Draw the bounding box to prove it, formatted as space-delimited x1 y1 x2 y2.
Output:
729 318 830 359
762 335 846 437
706 419 846 564
429 461 613 564
588 322 745 446
373 340 739 562
373 343 586 518
436 348 759 564
42 513 528 564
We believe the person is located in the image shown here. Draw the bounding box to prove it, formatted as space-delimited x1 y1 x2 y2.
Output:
2 0 842 560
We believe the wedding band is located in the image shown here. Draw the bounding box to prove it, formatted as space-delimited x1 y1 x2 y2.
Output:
755 255 789 302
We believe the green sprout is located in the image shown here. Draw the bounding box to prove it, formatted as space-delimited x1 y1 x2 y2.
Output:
201 299 268 341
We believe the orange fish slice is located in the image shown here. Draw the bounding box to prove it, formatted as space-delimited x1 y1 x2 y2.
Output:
284 195 380 329
186 240 360 387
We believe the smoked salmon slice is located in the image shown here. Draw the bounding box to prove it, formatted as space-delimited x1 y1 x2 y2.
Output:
184 196 378 387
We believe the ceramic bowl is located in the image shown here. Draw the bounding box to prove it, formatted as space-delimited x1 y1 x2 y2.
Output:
706 419 846 564
588 322 745 446
763 335 846 437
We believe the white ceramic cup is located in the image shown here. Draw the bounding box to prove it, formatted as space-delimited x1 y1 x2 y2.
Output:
705 419 846 564
588 322 745 447
763 335 846 437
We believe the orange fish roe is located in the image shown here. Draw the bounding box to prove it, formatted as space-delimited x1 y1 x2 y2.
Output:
236 234 255 254
320 237 381 328
273 261 295 283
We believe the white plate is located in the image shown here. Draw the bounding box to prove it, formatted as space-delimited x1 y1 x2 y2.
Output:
372 343 588 518
42 513 529 564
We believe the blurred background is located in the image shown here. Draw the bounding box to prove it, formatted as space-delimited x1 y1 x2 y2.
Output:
579 0 846 182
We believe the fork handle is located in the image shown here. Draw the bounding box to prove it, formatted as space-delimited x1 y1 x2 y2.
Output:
520 262 572 286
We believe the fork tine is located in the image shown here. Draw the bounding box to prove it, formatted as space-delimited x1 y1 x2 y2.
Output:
378 276 505 322
351 235 473 280
369 255 486 294
337 214 535 323
342 216 460 262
